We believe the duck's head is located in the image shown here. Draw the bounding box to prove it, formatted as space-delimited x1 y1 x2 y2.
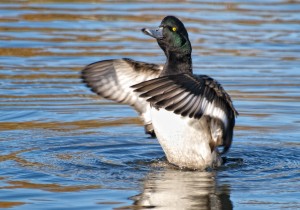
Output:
142 16 192 57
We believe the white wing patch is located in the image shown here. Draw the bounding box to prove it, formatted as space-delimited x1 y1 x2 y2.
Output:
204 101 228 128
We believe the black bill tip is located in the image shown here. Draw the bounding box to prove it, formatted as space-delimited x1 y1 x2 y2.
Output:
141 27 163 39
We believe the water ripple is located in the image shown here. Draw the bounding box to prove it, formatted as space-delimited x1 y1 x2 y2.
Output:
0 0 299 209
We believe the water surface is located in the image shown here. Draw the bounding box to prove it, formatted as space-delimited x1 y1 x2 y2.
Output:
0 0 299 209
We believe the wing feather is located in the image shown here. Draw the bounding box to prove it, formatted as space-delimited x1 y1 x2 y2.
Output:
132 73 238 153
82 58 162 126
133 74 238 120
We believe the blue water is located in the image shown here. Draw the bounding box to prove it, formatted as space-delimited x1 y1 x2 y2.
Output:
0 0 299 209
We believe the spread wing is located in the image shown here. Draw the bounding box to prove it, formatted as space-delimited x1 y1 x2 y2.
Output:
132 73 238 153
81 58 162 128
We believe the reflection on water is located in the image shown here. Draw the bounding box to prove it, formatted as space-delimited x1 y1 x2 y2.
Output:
0 0 300 209
132 168 233 210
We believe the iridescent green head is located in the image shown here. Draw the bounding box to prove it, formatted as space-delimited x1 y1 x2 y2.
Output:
142 16 192 56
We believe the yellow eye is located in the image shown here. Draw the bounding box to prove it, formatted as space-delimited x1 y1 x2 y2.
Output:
172 27 177 32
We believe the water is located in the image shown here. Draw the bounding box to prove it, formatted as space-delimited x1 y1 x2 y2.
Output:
0 0 299 209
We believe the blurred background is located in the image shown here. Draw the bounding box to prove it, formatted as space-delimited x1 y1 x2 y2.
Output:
0 0 299 209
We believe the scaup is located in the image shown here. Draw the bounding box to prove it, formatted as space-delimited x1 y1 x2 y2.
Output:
82 16 238 170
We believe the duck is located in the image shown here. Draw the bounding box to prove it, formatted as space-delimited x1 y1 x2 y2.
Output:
81 16 238 170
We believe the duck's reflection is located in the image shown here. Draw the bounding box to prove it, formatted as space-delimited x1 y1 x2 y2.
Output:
132 167 232 210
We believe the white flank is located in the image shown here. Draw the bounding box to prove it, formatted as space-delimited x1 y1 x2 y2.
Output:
151 108 221 169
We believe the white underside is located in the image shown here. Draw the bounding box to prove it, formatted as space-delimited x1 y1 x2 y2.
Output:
151 108 221 170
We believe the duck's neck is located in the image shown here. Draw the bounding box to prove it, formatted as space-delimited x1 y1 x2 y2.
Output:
161 51 192 76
